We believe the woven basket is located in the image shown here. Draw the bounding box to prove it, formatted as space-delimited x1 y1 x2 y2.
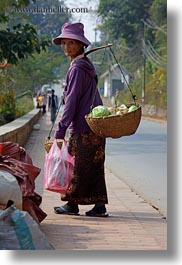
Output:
85 105 142 138
44 138 63 153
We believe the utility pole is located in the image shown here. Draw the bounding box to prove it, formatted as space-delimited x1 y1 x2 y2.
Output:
94 28 97 62
143 53 146 104
142 20 146 104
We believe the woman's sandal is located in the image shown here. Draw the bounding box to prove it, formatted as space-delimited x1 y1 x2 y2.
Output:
54 206 80 215
85 209 109 217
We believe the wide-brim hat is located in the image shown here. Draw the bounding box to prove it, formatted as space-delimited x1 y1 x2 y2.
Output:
53 22 91 47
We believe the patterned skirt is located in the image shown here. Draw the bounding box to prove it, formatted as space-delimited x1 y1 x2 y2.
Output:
61 131 108 205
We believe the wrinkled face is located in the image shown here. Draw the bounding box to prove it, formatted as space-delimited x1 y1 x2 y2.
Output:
60 38 84 60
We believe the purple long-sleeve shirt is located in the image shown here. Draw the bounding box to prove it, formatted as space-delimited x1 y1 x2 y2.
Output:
55 56 103 139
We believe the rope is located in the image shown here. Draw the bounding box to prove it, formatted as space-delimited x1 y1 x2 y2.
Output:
47 95 65 139
90 47 107 112
109 47 137 104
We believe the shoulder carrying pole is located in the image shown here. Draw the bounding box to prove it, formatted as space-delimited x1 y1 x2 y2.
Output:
85 43 113 56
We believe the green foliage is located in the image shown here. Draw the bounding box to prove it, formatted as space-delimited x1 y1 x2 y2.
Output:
116 68 167 109
15 94 34 118
0 0 71 125
97 0 154 73
0 23 51 64
0 0 51 64
97 0 167 110
98 0 153 46
0 90 16 125
7 50 67 95
145 68 167 108
150 0 167 26
0 1 31 23
0 90 34 125
116 81 142 106
26 0 70 39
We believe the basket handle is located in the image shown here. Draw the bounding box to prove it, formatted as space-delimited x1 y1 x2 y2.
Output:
109 47 137 105
90 46 109 111
47 95 65 140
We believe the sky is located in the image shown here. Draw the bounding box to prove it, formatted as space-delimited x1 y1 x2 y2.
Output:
65 0 100 43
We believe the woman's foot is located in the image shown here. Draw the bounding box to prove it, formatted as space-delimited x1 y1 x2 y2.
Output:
54 202 79 215
85 204 109 217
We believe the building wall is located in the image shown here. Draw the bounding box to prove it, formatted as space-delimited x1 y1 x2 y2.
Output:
103 71 129 97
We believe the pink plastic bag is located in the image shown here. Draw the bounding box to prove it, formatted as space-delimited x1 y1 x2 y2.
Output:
43 140 75 193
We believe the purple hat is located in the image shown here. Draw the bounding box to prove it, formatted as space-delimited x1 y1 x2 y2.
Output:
53 22 91 47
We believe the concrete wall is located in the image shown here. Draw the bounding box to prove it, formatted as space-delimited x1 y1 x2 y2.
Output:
142 104 167 120
0 109 41 146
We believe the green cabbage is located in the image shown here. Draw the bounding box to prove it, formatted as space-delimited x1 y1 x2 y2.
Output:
91 105 110 118
128 105 138 112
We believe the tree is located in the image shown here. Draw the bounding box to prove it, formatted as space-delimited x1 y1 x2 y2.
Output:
27 0 71 38
0 23 50 65
97 0 167 109
0 0 70 92
8 50 67 94
97 0 154 73
0 0 70 124
0 0 51 65
149 0 167 57
97 0 153 47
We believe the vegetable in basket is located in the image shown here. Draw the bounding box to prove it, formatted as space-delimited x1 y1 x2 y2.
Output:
128 105 138 112
116 104 128 115
91 105 111 118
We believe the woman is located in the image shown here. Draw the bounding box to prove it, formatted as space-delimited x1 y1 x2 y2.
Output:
53 22 108 217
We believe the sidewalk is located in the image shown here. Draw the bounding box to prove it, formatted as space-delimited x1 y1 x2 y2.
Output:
25 112 167 250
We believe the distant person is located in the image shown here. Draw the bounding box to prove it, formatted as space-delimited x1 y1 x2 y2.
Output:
42 92 47 114
36 91 44 111
48 89 58 124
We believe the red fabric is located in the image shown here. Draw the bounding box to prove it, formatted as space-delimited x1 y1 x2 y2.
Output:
22 197 47 223
0 142 47 223
0 142 33 164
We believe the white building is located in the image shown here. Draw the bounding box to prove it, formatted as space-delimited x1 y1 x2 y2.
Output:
100 64 131 98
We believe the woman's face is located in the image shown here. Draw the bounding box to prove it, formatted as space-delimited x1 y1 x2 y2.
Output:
60 38 84 60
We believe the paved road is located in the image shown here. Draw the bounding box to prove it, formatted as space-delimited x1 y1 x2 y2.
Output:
105 119 167 217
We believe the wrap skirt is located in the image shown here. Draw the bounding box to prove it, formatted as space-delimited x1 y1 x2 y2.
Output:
61 131 108 205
